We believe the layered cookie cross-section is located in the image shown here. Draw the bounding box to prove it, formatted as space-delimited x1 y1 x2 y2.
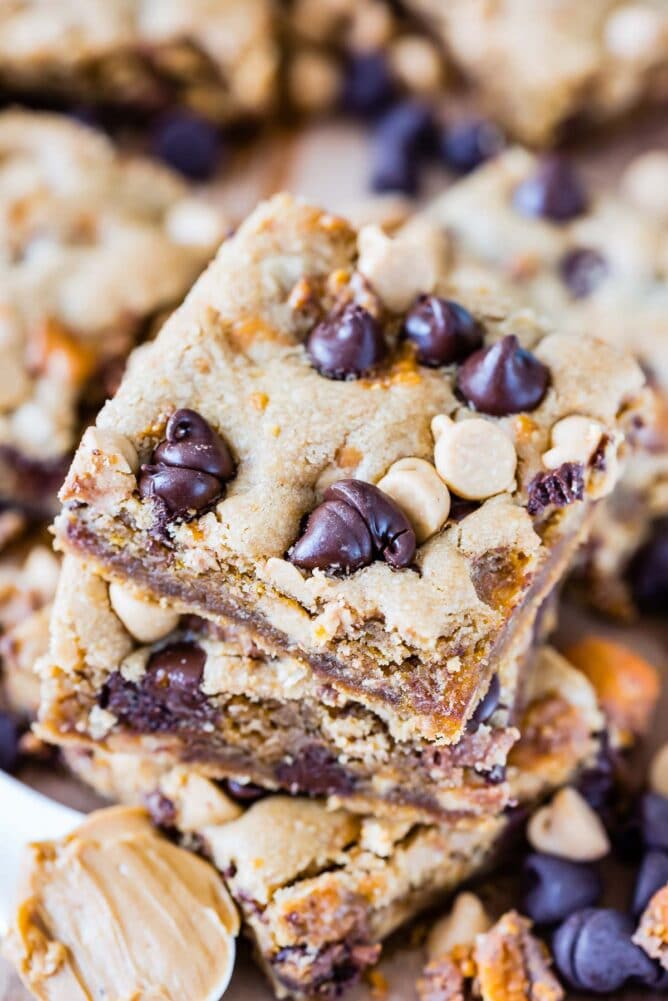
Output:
0 109 225 518
41 195 645 822
423 147 668 616
62 643 610 1001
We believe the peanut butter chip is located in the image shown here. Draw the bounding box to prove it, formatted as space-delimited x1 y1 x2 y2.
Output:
432 415 517 500
542 415 603 469
3 806 239 1001
109 581 180 644
377 457 451 543
527 787 610 862
427 892 492 960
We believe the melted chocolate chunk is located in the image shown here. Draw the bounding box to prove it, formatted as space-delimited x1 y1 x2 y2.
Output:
512 156 588 223
526 462 585 515
467 674 500 730
101 642 215 732
275 744 355 797
403 295 483 367
559 247 608 299
306 303 387 380
289 479 416 573
139 408 234 519
224 778 268 803
145 790 177 830
457 334 550 416
440 117 505 174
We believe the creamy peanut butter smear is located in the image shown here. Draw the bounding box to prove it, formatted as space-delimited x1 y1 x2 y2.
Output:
3 805 239 1001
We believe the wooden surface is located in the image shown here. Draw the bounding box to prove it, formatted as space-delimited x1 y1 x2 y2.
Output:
2 111 668 1000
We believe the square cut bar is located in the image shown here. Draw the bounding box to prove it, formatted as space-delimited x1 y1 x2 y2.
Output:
422 146 668 616
38 557 567 823
54 194 645 745
406 0 668 146
65 647 605 1000
0 0 278 124
0 110 225 518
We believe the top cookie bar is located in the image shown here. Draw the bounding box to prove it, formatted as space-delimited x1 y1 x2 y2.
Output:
56 194 644 743
408 0 668 145
0 0 278 123
0 109 224 517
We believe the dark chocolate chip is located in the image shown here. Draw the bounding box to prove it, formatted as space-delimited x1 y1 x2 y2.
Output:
559 247 608 299
523 853 602 925
224 779 268 803
526 462 585 516
569 908 659 992
402 295 484 367
0 711 20 773
151 111 222 180
632 850 668 916
306 304 387 380
145 642 207 714
467 674 500 730
341 52 395 116
512 156 588 223
577 741 617 812
289 479 416 573
327 479 416 568
457 334 550 416
552 907 593 986
439 118 505 174
289 498 374 573
153 409 235 480
370 100 436 195
275 743 355 797
626 520 668 616
641 792 668 852
138 464 223 517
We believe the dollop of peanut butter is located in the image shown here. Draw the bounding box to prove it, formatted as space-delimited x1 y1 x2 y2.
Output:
4 806 239 1001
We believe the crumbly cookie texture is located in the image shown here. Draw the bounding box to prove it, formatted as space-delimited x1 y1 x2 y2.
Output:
54 193 644 744
3 806 239 1001
0 534 60 716
0 0 278 122
0 109 224 516
408 0 668 145
38 555 603 823
64 647 602 1001
423 146 668 617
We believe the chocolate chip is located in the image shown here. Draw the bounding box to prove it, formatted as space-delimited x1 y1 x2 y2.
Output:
457 334 550 416
640 792 668 852
467 674 500 730
440 118 505 174
306 304 387 380
151 111 222 180
0 711 20 773
632 850 668 916
102 642 215 732
139 408 234 519
371 100 435 195
154 409 235 480
577 740 617 812
523 853 602 925
341 52 395 117
526 462 585 516
485 764 507 784
626 520 668 616
555 908 660 992
139 465 223 517
512 156 588 223
224 779 268 803
559 247 608 299
403 296 484 367
289 479 416 573
275 743 355 797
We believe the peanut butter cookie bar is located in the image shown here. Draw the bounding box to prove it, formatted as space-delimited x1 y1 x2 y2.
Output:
0 110 224 517
423 147 668 616
53 194 644 746
407 0 668 146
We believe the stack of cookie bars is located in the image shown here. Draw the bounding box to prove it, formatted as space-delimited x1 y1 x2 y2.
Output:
29 191 651 997
0 3 666 998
